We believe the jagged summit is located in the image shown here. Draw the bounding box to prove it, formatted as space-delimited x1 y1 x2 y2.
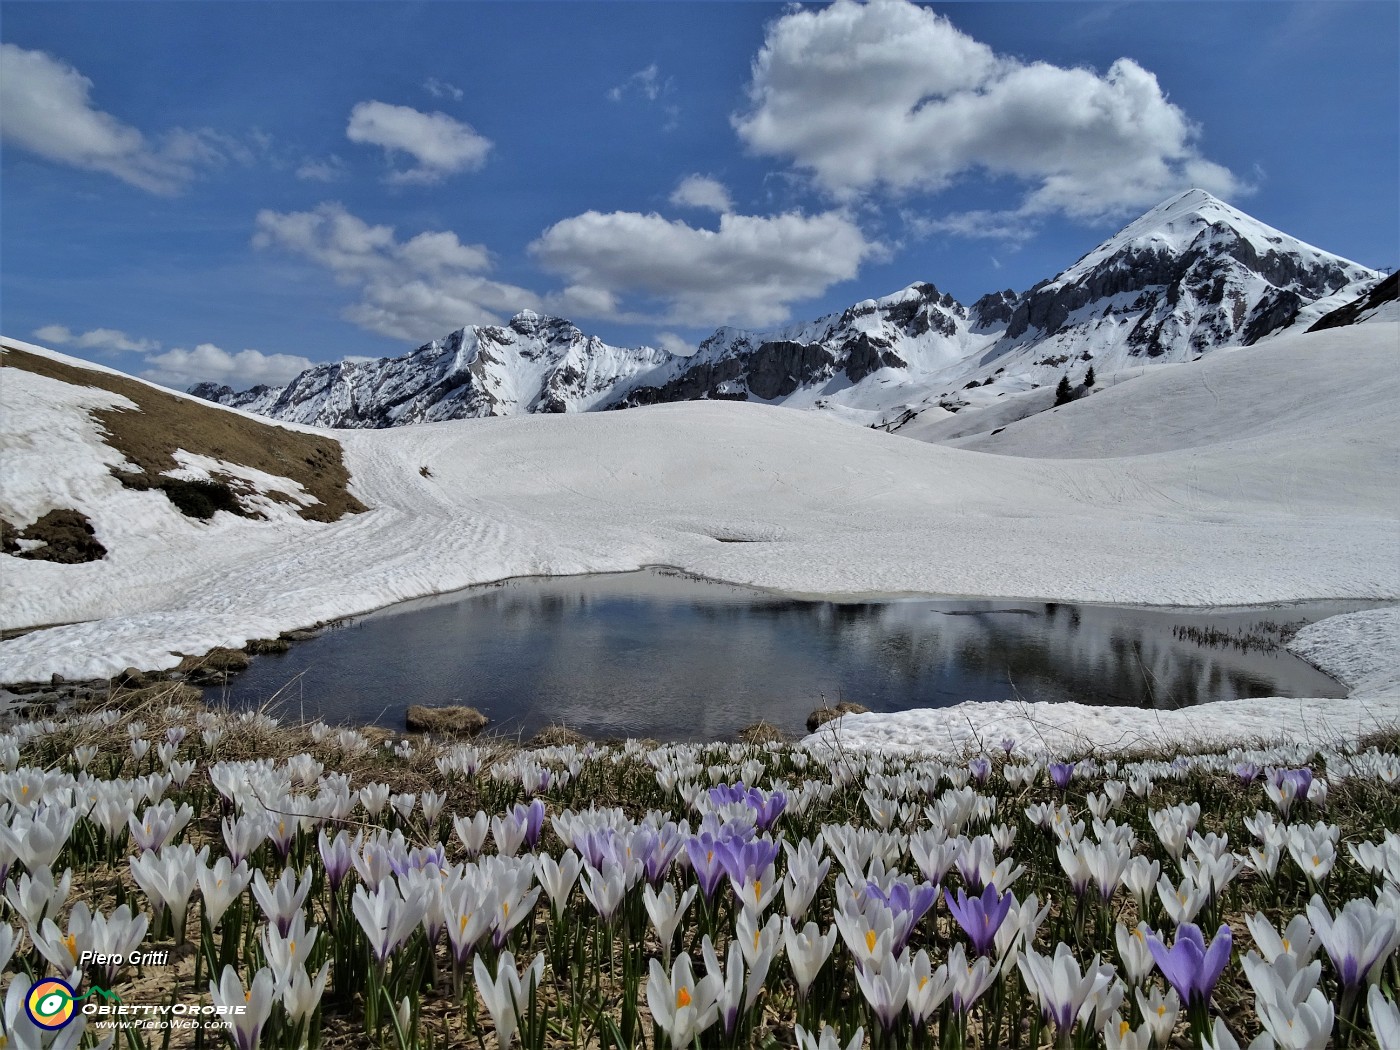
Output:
194 192 1383 430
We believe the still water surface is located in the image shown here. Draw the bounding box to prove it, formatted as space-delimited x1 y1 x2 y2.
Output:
211 569 1369 741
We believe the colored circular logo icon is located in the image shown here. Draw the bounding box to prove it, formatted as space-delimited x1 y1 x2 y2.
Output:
25 979 77 1030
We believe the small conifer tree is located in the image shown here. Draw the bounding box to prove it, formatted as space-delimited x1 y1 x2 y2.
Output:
1084 366 1096 387
1054 375 1073 405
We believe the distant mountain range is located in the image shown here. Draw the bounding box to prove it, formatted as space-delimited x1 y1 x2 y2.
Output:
193 190 1386 430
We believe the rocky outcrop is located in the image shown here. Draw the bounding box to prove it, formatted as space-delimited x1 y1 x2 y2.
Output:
1309 272 1397 332
404 703 489 737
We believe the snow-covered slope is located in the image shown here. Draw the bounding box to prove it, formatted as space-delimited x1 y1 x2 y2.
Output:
2 324 1397 688
196 191 1383 431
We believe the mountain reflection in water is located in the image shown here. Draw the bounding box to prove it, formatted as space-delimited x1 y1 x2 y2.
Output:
211 569 1370 742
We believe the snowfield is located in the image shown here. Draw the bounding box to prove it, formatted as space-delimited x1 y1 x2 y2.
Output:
1 323 1397 754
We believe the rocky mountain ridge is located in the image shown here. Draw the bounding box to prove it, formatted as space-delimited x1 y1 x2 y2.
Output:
193 190 1383 429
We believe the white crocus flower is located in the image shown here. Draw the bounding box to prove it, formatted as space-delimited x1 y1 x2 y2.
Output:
579 861 626 923
454 811 491 858
646 951 721 1048
209 965 276 1050
535 849 583 921
473 952 543 1047
261 910 318 991
784 920 837 998
1368 986 1400 1050
903 948 952 1026
5 865 72 930
352 878 426 965
1135 984 1180 1045
1 804 76 870
252 865 313 936
734 909 781 967
1102 1012 1152 1050
281 960 331 1026
199 857 253 930
129 843 208 942
1305 893 1400 992
1018 942 1107 1038
794 1024 865 1050
1156 873 1207 925
643 881 697 965
1245 912 1317 964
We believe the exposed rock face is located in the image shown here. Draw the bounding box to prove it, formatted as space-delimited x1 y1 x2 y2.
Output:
193 191 1379 429
1309 271 1399 332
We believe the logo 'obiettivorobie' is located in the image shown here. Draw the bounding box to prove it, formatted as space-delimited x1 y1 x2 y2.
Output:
25 979 77 1030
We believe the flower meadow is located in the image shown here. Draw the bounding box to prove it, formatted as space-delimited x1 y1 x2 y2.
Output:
0 701 1398 1049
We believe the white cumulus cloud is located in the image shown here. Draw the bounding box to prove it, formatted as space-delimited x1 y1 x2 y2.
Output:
346 100 492 184
733 0 1242 225
669 175 734 214
141 344 315 390
32 324 159 354
530 209 881 327
0 43 227 194
253 202 539 342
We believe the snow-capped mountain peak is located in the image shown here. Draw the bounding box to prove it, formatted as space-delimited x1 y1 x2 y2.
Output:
194 192 1383 430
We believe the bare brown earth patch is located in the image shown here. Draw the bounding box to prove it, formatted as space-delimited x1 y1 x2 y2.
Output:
2 507 107 562
3 345 367 522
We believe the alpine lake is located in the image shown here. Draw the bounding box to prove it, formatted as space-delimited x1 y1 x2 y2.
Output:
199 568 1380 742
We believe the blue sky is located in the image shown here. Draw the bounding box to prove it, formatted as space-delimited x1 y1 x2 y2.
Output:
2 1 1396 390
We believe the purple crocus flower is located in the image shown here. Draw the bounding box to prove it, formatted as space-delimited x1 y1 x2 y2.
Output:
1284 768 1314 800
1000 737 1016 756
945 883 1015 957
685 834 731 899
642 825 686 885
752 789 787 831
708 783 749 807
1234 762 1261 785
516 799 546 851
1049 762 1076 790
867 879 939 953
718 835 781 883
968 757 992 786
1147 923 1232 1008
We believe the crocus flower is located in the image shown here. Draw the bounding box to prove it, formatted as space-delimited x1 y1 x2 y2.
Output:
1146 923 1232 1009
536 849 583 921
784 920 837 998
854 949 911 1032
352 879 426 965
1017 942 1107 1036
945 883 1013 957
1049 762 1076 791
795 1024 865 1050
129 843 208 942
252 866 313 937
210 965 276 1050
947 943 998 1013
281 960 332 1026
473 950 546 1047
198 856 252 930
1368 986 1400 1050
646 951 722 1047
1305 893 1400 994
644 882 697 965
685 834 731 900
317 829 354 893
